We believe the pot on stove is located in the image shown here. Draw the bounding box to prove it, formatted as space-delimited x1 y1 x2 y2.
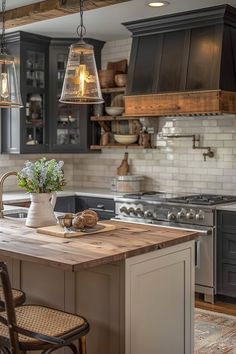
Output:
112 175 143 193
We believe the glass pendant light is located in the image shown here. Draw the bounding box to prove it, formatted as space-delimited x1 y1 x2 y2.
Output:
0 0 22 108
60 0 103 104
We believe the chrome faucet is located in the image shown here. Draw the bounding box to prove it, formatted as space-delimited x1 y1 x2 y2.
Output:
0 171 18 218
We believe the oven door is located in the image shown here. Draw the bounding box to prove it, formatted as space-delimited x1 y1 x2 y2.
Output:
195 227 214 288
151 222 215 290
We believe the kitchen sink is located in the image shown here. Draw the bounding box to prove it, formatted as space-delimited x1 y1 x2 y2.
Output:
5 212 28 219
3 209 28 220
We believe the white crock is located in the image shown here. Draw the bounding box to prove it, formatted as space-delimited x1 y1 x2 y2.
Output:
25 192 57 228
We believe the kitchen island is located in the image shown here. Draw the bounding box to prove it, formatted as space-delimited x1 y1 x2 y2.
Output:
0 219 198 354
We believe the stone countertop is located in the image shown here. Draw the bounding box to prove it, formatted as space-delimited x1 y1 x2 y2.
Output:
3 187 123 204
0 219 199 272
216 203 236 212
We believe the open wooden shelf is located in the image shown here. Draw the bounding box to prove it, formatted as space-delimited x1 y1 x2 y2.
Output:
101 87 126 94
90 144 148 150
91 115 137 121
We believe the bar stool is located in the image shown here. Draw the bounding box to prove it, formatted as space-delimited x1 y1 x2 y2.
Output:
0 287 25 310
0 262 89 354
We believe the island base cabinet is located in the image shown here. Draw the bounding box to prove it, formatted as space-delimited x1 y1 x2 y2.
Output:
3 241 194 354
11 261 125 354
75 265 125 354
125 241 195 354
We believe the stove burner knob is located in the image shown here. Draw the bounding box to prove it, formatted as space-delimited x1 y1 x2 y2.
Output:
195 210 205 221
136 208 144 217
177 209 186 220
186 209 195 220
120 206 128 214
128 207 136 215
167 212 177 221
144 210 153 218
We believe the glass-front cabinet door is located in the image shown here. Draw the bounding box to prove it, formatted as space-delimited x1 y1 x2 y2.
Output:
23 45 48 151
2 32 50 154
56 52 81 147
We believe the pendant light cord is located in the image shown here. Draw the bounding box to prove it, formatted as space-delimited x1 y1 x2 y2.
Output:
1 0 6 54
77 0 86 40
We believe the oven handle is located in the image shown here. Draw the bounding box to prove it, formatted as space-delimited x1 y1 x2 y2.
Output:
169 225 213 236
112 218 214 236
195 240 201 269
151 223 213 236
90 207 114 213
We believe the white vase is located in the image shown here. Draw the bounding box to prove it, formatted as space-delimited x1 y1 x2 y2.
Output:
25 192 57 228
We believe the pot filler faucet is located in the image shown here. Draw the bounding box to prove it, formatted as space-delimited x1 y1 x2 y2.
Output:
0 171 18 218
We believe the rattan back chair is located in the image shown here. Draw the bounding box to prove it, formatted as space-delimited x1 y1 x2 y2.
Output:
0 261 89 354
0 286 25 311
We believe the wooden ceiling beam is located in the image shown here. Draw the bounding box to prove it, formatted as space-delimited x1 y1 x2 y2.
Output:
3 0 131 29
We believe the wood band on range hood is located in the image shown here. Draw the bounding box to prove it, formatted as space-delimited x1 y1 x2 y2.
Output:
124 90 236 116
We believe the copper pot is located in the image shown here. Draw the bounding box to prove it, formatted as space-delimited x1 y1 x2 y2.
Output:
114 74 127 87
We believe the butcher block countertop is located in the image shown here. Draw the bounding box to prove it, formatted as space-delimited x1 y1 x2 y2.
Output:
0 219 199 271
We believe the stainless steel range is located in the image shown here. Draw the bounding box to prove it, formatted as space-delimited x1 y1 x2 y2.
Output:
114 192 236 303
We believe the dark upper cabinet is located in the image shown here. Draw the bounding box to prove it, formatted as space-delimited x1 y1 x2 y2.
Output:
124 5 236 96
2 32 50 154
49 38 104 153
1 32 104 154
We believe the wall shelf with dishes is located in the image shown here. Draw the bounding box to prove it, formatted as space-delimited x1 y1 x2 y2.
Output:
90 113 153 150
90 60 153 150
90 144 144 150
101 87 126 94
90 115 136 121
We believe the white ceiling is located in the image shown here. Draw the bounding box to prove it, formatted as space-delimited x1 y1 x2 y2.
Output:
6 0 236 41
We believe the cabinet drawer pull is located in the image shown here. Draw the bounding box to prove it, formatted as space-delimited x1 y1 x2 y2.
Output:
96 204 105 209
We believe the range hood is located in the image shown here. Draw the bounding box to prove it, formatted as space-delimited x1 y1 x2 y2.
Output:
123 5 236 116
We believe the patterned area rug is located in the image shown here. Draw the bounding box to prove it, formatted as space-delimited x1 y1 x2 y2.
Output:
195 308 236 354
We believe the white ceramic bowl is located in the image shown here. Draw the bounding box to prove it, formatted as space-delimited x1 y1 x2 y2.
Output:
114 134 138 145
105 106 125 116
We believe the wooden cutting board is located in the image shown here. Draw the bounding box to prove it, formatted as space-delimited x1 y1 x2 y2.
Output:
37 223 116 238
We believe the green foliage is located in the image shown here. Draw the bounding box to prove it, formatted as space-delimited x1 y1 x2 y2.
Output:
17 157 66 193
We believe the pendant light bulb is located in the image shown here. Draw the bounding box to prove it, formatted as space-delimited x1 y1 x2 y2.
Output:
0 72 9 98
59 0 103 104
0 0 23 108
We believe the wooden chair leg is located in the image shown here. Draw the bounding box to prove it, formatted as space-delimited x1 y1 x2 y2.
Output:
1 348 10 354
78 336 87 354
68 343 78 354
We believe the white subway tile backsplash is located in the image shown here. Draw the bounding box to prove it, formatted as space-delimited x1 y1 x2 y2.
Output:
216 134 233 140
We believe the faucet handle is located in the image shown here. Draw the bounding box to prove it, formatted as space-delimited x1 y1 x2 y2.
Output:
203 148 214 161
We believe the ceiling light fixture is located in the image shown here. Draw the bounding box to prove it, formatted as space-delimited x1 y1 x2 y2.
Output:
59 0 103 105
148 1 170 7
0 0 22 108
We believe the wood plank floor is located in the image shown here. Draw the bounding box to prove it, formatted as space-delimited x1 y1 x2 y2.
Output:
195 296 236 316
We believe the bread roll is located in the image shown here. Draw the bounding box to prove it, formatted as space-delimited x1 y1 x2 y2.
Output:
82 209 99 221
72 215 85 229
82 213 97 228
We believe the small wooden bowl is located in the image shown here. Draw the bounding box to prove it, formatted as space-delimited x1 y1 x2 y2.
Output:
57 214 74 228
114 74 127 87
